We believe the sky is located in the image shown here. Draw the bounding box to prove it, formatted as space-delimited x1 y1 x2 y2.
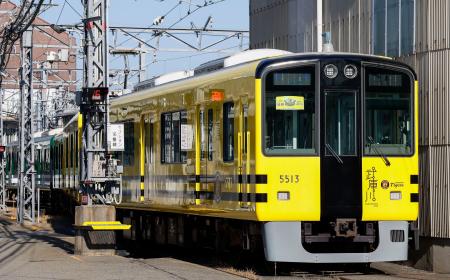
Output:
37 0 250 90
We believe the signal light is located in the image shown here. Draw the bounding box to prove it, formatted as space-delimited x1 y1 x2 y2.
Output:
83 87 108 103
0 146 5 153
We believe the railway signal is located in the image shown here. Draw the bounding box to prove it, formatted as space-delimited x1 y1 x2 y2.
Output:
80 0 122 205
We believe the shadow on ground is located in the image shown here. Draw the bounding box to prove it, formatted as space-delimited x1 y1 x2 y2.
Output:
121 242 386 278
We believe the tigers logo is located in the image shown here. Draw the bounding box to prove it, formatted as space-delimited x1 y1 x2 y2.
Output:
381 180 390 189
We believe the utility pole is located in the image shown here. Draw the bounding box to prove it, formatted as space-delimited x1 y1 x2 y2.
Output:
18 26 35 224
80 0 120 204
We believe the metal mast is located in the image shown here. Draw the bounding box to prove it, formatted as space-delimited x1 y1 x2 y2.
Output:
80 0 119 204
18 27 35 224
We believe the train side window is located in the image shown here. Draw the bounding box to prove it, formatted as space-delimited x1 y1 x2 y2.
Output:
223 102 235 162
65 138 68 168
161 110 188 164
59 144 63 170
123 122 135 166
181 111 188 163
208 109 214 161
75 131 78 168
145 120 154 164
70 135 73 168
200 110 206 161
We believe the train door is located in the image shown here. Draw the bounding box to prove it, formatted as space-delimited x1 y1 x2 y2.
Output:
144 114 155 200
321 90 361 218
238 99 250 207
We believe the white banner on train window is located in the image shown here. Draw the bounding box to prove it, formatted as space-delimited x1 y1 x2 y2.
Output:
181 124 193 150
107 123 125 151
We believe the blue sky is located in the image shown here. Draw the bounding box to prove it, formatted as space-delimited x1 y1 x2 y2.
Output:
37 0 249 89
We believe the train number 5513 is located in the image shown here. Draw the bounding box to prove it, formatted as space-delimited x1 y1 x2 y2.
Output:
279 175 300 184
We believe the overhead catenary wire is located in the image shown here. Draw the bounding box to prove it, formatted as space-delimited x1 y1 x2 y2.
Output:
65 0 83 18
35 0 67 61
110 0 228 65
114 42 249 88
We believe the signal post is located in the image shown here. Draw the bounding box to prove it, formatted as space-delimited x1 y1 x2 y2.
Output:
75 0 127 256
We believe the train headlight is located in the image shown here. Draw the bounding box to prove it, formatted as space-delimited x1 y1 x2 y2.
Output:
324 64 338 79
277 191 290 201
344 64 358 79
390 191 402 200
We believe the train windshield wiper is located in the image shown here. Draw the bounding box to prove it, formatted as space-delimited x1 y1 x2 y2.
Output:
367 136 391 166
325 144 343 164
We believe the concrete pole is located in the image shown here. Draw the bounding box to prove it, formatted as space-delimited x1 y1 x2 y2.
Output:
317 0 323 52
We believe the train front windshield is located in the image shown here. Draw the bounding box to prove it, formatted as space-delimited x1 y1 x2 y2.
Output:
263 61 414 157
364 67 413 155
264 65 317 155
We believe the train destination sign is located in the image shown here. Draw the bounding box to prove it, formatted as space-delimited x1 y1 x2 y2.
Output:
275 96 304 110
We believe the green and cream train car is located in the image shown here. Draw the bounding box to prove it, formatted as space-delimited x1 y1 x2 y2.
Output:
5 128 63 190
105 49 419 263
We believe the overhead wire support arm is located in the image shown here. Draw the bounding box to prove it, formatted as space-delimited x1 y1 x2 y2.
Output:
162 32 199 51
116 29 157 50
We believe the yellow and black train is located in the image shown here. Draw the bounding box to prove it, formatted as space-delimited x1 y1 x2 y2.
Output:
7 49 419 263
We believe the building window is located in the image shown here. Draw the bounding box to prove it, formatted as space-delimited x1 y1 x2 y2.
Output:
373 0 415 57
161 110 187 164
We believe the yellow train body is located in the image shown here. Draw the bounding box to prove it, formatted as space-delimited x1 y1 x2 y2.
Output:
106 55 418 224
45 51 419 263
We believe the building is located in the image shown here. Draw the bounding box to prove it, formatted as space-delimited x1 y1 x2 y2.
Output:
0 0 78 142
250 0 450 273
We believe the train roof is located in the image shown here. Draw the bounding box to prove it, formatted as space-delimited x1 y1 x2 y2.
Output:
7 127 64 147
111 49 290 107
253 52 416 79
111 49 416 108
63 113 79 133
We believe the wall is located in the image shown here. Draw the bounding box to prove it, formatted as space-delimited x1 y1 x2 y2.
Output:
250 0 316 52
